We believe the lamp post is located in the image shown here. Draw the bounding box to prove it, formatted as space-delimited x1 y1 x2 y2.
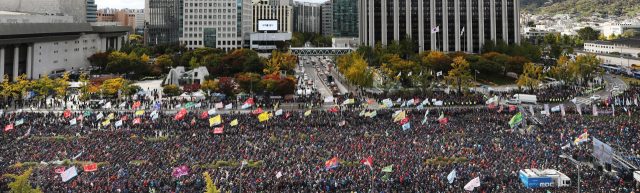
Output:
560 154 581 193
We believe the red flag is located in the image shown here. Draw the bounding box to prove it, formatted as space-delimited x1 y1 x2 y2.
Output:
400 117 409 125
439 117 448 124
4 123 13 131
285 112 291 118
121 115 127 121
489 104 495 109
498 105 503 113
64 110 71 118
174 109 186 120
133 101 140 109
509 106 516 112
54 167 65 173
253 108 262 114
201 111 208 119
83 163 98 172
367 99 373 104
214 126 224 134
132 117 141 125
77 115 84 121
244 98 254 105
360 157 372 167
329 107 338 112
191 118 196 125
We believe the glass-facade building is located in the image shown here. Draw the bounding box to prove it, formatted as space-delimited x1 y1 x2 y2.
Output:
86 0 98 22
332 0 358 38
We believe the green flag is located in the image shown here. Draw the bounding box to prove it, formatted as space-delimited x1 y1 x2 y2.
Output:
359 110 365 116
381 173 389 180
84 110 91 117
382 165 393 172
185 102 194 108
369 110 377 118
437 112 444 120
509 112 523 129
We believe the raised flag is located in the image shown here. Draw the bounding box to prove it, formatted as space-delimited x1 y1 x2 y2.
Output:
276 171 283 179
201 111 209 119
509 112 523 129
54 167 65 174
400 102 406 107
509 106 516 112
15 119 23 126
244 98 254 105
434 101 443 106
365 111 371 117
304 110 312 116
560 104 565 117
275 109 283 116
69 118 77 126
83 110 91 117
103 102 111 109
96 112 103 120
184 102 194 108
576 104 582 116
489 104 495 109
339 120 346 126
152 102 162 111
394 111 406 122
115 120 123 127
215 102 224 109
84 163 97 172
324 157 338 170
544 104 550 116
172 165 189 178
208 108 216 115
132 117 141 125
382 165 393 172
360 157 372 168
367 99 373 104
464 177 481 191
408 99 415 105
121 115 127 121
258 112 269 122
5 123 13 131
102 120 110 126
119 102 126 108
431 26 440 33
400 117 409 125
369 110 377 118
135 110 144 116
241 103 251 109
61 166 78 182
285 112 291 118
194 103 202 108
64 110 71 118
132 101 140 109
209 115 221 126
360 110 366 116
324 96 334 103
439 117 448 124
417 104 424 110
107 113 114 120
402 122 410 130
225 104 233 110
150 110 157 118
436 71 442 76
497 105 503 112
447 169 457 184
175 109 186 120
230 119 238 126
77 115 83 121
253 108 262 114
529 105 535 116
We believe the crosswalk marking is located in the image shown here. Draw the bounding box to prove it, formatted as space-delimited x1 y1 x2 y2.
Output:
574 97 593 105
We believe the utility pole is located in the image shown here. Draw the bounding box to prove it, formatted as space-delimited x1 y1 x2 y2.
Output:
560 154 581 193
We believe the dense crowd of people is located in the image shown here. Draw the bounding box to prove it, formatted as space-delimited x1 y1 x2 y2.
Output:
0 83 638 192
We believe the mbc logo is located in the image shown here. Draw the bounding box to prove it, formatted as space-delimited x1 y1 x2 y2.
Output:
539 182 553 187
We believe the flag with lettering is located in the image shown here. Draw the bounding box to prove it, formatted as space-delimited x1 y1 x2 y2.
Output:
172 165 189 178
209 115 221 126
213 126 224 134
64 110 71 118
201 111 208 119
132 117 141 125
175 109 186 120
83 163 97 172
61 166 78 182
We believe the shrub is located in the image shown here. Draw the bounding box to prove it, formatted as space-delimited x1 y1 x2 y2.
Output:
268 136 277 142
97 162 108 168
61 159 71 166
216 161 229 167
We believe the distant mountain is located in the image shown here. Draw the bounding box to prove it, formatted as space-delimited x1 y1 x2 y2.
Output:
521 0 640 17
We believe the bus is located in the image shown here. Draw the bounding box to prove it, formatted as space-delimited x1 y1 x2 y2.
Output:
634 72 640 79
632 64 640 70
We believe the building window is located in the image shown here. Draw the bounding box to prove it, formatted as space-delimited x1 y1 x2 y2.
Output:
54 51 58 53
53 60 58 63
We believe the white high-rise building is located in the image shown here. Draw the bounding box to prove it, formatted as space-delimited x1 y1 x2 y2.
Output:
179 0 253 51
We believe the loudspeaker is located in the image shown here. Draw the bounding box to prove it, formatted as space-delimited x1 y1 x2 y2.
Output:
605 163 612 171
597 165 603 172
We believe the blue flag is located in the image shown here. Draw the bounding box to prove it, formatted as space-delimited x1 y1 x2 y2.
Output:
402 122 410 130
447 169 456 183
417 104 424 110
152 102 162 111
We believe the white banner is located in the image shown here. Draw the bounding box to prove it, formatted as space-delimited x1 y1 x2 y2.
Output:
464 177 481 191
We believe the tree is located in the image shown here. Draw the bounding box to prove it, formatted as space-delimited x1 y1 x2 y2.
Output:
89 52 109 71
237 72 264 94
0 75 10 99
78 72 92 101
201 80 219 98
30 72 54 100
100 78 127 98
504 56 530 75
400 34 419 59
480 39 496 54
562 34 572 45
129 35 143 44
275 77 296 96
578 27 599 41
385 40 405 57
356 45 375 63
262 79 278 93
155 54 173 69
569 54 604 86
106 52 130 74
162 85 182 96
204 172 221 193
343 52 374 88
445 57 474 95
608 33 618 40
140 54 150 64
598 34 607 40
2 168 43 193
243 55 265 73
517 63 544 91
544 33 556 45
381 54 421 86
422 51 449 69
11 74 31 99
189 57 200 69
217 77 236 97
623 29 637 38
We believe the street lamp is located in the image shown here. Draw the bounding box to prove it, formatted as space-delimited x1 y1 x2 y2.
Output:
560 154 581 193
474 69 480 83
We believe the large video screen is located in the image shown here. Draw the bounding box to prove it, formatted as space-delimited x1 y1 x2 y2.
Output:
593 137 613 164
258 20 278 31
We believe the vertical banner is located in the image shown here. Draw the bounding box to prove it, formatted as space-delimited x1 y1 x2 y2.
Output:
544 104 550 117
576 104 582 116
593 105 598 116
560 104 565 117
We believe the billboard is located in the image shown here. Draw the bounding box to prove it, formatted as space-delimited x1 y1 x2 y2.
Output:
593 137 613 164
258 20 278 31
519 171 553 188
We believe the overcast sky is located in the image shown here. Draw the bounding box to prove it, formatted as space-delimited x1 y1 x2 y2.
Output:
96 0 327 9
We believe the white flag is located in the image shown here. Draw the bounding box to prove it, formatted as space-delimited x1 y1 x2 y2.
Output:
103 102 111 109
324 96 334 103
275 109 283 116
208 108 217 115
397 72 401 77
431 26 440 33
460 26 465 36
276 171 282 178
69 118 77 126
561 143 571 149
464 177 481 191
447 169 457 183
436 71 442 76
407 71 412 76
119 102 126 108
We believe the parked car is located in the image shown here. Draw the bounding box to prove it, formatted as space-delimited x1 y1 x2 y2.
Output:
590 95 602 101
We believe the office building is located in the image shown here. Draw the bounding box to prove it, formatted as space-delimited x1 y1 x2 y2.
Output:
178 0 253 51
332 0 358 38
252 0 292 33
0 23 131 81
147 0 180 46
97 11 137 33
321 1 333 37
292 1 320 33
0 11 74 23
0 0 89 22
87 0 98 22
358 0 520 53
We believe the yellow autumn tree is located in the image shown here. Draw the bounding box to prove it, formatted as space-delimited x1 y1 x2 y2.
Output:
53 72 70 99
445 56 474 95
0 75 12 99
201 80 219 97
141 54 150 64
203 172 221 193
100 78 125 98
517 63 544 91
11 74 31 99
341 52 374 88
422 51 449 68
30 72 54 100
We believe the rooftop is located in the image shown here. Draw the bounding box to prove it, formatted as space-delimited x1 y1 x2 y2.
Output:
585 37 640 46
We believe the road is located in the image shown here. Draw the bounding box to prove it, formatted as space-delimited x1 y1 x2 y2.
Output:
299 56 332 97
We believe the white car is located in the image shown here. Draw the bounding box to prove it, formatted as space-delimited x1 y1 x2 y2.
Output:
590 95 602 101
613 86 620 91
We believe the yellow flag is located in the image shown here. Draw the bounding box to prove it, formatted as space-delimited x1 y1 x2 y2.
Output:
379 103 387 109
258 112 269 122
209 115 221 126
107 113 114 120
365 112 371 117
135 110 144 116
230 119 238 126
393 111 406 122
304 110 311 116
348 99 355 104
274 102 279 111
102 120 110 126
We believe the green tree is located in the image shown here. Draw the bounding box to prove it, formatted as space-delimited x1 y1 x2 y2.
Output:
2 168 42 193
480 39 496 54
400 34 419 60
598 34 607 40
578 27 599 41
155 54 173 69
608 33 618 40
237 72 264 94
549 44 563 59
243 55 266 73
544 33 556 45
356 45 375 64
163 84 182 96
623 29 637 38
445 57 474 95
569 54 605 86
78 72 92 101
129 34 143 44
189 57 200 69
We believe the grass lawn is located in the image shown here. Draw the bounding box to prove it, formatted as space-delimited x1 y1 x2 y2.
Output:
476 74 517 86
615 75 639 85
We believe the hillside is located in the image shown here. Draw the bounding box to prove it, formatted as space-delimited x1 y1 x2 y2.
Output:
521 0 640 17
